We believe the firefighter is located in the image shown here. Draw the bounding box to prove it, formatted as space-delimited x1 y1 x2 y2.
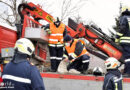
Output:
44 17 67 72
103 57 123 90
63 35 90 74
115 8 130 76
2 38 45 90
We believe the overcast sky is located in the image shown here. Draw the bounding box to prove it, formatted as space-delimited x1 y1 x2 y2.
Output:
0 0 130 34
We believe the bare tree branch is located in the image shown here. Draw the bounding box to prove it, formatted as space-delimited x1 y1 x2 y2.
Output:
0 0 14 10
0 14 13 26
40 0 54 15
60 0 87 22
61 0 72 21
0 0 26 26
0 0 52 26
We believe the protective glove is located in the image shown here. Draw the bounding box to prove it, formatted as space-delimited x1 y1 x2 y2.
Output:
69 53 77 59
57 42 61 44
115 38 119 43
70 59 75 63
47 30 52 34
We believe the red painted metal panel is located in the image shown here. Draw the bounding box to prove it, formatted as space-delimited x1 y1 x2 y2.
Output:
39 48 46 60
0 25 17 53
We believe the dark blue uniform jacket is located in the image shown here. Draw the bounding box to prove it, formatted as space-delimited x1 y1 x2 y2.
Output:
103 69 123 90
2 53 45 90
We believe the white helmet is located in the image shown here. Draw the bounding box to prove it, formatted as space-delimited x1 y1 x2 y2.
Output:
14 38 35 56
105 57 120 69
93 67 103 76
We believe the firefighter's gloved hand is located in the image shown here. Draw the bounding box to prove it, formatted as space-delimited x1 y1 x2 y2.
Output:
47 30 51 34
115 38 119 43
44 28 51 34
57 42 61 44
70 59 75 63
63 54 69 62
69 53 77 60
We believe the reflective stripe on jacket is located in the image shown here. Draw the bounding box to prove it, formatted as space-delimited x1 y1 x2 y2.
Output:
116 15 130 44
119 36 130 43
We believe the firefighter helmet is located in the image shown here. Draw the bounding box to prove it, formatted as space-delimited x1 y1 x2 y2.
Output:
93 67 103 76
105 57 120 69
14 38 35 56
